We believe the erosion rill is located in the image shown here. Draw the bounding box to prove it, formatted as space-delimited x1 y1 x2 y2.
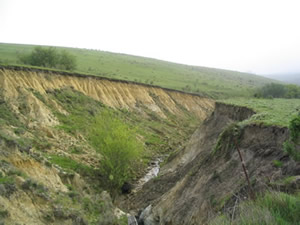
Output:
0 67 214 225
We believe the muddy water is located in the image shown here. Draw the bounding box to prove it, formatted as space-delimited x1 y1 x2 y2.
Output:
127 158 162 225
134 158 162 192
128 158 163 225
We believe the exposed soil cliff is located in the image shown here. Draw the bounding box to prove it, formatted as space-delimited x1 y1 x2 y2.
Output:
0 67 214 224
0 68 213 122
125 103 300 225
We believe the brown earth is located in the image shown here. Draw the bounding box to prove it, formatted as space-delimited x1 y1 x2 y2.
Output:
0 68 214 123
123 103 300 225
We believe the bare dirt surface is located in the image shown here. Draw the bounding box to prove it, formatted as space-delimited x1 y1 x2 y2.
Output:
0 68 214 121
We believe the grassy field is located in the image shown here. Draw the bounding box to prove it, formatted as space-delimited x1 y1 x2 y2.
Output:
221 98 300 127
0 43 276 99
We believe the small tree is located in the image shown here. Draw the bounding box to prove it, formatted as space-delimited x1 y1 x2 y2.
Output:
19 47 77 71
255 83 287 98
20 46 58 68
89 110 143 193
58 50 77 70
255 83 300 99
286 84 300 98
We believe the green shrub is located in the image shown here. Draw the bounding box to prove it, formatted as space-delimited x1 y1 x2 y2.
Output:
289 115 300 143
0 175 14 185
284 115 300 162
19 46 76 70
284 141 300 162
7 168 27 178
58 50 77 70
0 209 9 219
286 84 300 98
254 83 300 99
89 110 143 193
255 83 287 98
19 47 58 68
272 160 283 168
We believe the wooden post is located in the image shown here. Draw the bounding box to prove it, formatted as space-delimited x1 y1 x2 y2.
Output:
234 138 255 200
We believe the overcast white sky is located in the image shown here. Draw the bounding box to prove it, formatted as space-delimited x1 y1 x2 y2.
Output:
1 0 300 75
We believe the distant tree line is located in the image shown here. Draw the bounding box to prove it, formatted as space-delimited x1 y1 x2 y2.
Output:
254 83 300 99
19 46 77 70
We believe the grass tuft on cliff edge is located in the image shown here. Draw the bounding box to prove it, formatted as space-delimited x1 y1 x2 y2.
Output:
221 98 300 127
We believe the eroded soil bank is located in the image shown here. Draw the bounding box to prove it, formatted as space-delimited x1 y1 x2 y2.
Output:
0 67 214 225
122 103 300 225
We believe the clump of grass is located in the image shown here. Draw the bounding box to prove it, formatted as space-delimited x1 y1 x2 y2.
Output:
32 137 51 151
0 209 9 219
48 155 93 176
0 101 23 127
70 146 84 154
0 174 14 185
209 191 300 225
256 192 300 223
272 160 283 168
21 178 47 192
282 176 298 185
7 168 27 178
212 123 241 156
0 130 32 152
29 89 46 103
284 115 300 162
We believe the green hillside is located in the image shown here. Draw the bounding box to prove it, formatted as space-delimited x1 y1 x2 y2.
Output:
221 98 300 127
0 43 276 98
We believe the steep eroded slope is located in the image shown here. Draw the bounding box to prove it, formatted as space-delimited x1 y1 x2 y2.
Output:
0 67 214 224
127 103 300 225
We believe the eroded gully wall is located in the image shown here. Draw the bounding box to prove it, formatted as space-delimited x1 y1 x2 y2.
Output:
0 68 214 123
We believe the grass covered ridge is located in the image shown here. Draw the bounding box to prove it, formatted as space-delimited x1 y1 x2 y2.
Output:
221 98 300 127
0 43 275 98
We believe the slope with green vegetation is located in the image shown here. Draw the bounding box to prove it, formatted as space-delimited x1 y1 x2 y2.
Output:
220 98 300 127
0 43 276 98
0 67 214 224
